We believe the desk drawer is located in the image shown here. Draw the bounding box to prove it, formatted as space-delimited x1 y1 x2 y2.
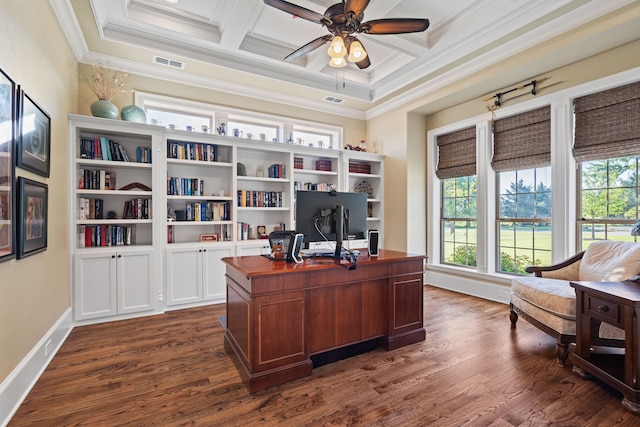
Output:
586 294 621 326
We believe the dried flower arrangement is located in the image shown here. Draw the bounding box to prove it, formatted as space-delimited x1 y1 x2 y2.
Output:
79 63 129 101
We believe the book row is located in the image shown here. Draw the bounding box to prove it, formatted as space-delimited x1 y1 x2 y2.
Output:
79 169 117 190
167 177 205 196
268 163 287 179
79 197 152 220
174 201 230 222
80 137 131 162
123 198 152 220
78 224 133 247
293 182 336 192
167 140 223 162
237 190 284 208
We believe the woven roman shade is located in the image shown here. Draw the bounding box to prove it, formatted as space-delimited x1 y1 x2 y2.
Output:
491 106 551 172
573 81 640 162
436 126 476 179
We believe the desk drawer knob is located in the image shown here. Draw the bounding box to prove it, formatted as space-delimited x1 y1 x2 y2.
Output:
597 305 609 313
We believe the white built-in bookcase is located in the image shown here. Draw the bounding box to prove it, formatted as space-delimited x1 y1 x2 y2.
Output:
69 114 384 322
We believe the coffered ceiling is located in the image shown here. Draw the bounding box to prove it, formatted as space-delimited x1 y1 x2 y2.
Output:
52 0 639 117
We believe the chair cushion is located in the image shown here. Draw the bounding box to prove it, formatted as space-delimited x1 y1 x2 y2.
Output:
511 276 576 320
579 241 640 282
510 293 576 335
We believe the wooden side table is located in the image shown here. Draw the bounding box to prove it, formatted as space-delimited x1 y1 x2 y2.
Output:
569 280 640 414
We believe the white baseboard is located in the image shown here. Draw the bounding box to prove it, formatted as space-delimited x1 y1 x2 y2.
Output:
424 267 512 304
0 308 73 427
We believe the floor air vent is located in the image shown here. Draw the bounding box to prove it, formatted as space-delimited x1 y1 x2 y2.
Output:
153 55 185 69
323 96 344 104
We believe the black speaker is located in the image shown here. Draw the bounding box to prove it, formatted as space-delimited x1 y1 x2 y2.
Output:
368 230 379 256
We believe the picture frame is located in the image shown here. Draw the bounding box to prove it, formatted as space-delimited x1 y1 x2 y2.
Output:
200 233 218 242
17 89 50 177
17 177 47 258
0 67 17 262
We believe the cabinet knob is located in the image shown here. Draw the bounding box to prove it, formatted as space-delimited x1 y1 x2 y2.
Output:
111 255 116 259
117 254 122 258
597 305 609 313
203 249 207 252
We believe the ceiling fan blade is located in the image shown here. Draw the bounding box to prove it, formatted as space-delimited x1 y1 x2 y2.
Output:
263 0 331 25
285 35 332 62
345 0 370 18
355 56 371 69
359 18 430 35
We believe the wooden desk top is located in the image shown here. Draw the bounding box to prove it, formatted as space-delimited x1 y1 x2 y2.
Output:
221 249 426 278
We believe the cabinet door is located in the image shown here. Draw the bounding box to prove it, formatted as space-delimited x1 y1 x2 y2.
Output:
166 247 202 306
74 253 117 320
117 249 155 314
202 246 233 302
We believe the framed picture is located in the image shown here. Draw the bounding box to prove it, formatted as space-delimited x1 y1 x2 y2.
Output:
17 177 47 258
17 89 50 177
0 67 16 262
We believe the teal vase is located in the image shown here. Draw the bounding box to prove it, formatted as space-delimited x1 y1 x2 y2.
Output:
90 99 119 119
121 105 147 123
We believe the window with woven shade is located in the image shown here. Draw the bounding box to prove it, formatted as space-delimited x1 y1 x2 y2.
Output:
493 106 552 274
574 81 640 250
437 126 477 267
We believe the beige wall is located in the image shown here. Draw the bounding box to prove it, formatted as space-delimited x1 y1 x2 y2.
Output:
0 0 78 382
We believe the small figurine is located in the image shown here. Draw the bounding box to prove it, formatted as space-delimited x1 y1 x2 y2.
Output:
217 122 226 135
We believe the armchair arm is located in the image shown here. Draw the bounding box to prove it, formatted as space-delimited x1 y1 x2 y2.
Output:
525 251 585 277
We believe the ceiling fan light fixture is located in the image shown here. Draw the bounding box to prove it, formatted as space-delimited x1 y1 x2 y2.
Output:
327 36 346 58
347 40 367 62
329 56 347 68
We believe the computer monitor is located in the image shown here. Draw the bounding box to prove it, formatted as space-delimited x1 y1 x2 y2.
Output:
295 190 367 258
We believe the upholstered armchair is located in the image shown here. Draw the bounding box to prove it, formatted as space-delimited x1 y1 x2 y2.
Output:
510 240 640 366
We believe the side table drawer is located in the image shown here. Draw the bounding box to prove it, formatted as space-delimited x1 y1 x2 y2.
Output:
586 294 621 326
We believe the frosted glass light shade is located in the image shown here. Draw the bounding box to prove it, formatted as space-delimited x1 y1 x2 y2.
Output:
329 56 347 68
348 40 368 62
327 36 346 58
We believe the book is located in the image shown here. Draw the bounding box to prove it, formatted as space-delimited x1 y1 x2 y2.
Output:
100 137 111 161
79 225 85 248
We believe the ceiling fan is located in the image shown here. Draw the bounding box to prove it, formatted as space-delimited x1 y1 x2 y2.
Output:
263 0 430 69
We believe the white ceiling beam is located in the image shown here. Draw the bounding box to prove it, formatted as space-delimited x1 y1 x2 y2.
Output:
219 0 263 50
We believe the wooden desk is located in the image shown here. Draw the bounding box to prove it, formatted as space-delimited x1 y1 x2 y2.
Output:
222 249 426 392
569 280 640 414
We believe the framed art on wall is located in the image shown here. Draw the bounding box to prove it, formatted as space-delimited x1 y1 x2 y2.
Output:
17 177 47 258
17 89 50 177
0 67 16 262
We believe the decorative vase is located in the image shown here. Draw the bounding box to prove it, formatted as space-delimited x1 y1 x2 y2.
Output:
121 105 147 123
90 99 119 120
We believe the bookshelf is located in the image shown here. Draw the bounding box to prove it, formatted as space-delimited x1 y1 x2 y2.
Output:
69 115 162 323
163 133 235 308
69 115 385 318
343 150 384 246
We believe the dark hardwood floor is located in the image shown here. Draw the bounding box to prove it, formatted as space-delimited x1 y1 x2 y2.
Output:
9 286 640 426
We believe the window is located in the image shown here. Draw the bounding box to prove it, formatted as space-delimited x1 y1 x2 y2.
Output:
146 108 210 131
578 156 639 249
497 167 551 274
492 106 551 274
135 91 342 148
573 81 640 250
435 126 477 267
441 176 477 266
